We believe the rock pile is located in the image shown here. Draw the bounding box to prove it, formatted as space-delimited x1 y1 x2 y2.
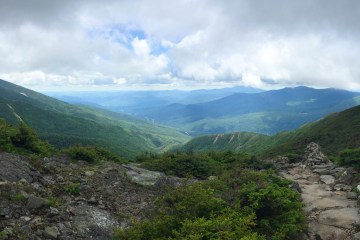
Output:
303 142 330 166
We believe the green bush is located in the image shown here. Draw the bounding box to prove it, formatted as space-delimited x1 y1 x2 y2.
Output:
222 169 306 240
0 119 53 156
138 151 273 179
65 182 81 196
336 148 360 169
115 168 305 240
142 153 219 179
63 145 125 164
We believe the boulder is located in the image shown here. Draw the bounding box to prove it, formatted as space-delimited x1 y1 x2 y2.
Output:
44 226 60 239
72 205 118 238
347 192 357 200
334 184 352 191
320 175 335 185
318 208 360 229
0 153 40 182
124 165 167 186
308 222 347 240
27 195 49 209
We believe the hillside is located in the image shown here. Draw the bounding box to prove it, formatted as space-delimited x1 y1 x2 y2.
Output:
178 104 360 158
0 79 189 159
147 87 360 135
48 86 360 136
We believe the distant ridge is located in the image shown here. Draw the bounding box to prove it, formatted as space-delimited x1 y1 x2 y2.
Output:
178 104 360 157
0 79 189 159
47 85 360 136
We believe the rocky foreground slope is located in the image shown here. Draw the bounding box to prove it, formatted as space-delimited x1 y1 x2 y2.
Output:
0 153 183 239
1 143 360 239
278 143 360 240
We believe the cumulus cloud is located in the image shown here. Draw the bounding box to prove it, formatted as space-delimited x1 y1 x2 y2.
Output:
0 0 359 91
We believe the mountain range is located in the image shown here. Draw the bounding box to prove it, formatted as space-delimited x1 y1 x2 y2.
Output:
178 104 360 158
0 79 189 159
47 86 360 136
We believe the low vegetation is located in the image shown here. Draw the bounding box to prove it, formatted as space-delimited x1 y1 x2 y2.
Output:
116 154 306 239
137 151 273 179
62 145 126 164
0 118 125 165
0 118 53 156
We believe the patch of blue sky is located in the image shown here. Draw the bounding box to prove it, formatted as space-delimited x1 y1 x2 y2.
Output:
86 24 146 49
86 24 172 56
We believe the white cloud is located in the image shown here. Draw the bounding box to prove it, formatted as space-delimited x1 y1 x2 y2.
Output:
0 0 359 91
131 38 151 57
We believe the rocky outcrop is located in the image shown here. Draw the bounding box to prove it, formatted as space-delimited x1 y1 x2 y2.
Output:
124 164 198 187
0 154 171 239
279 142 360 240
124 164 168 186
0 153 40 182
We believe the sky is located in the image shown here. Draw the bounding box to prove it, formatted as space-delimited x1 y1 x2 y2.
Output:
0 0 359 91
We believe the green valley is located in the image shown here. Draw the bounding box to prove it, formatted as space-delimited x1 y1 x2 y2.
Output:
0 79 189 159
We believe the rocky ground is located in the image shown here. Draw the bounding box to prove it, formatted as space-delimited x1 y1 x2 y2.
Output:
279 143 360 240
0 153 183 240
1 143 360 240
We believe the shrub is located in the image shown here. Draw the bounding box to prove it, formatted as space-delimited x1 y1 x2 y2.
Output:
0 119 53 156
11 123 54 156
336 148 360 169
140 152 219 179
115 168 306 240
63 145 125 164
65 182 81 196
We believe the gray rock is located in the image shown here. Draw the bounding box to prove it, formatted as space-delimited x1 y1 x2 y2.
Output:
88 196 97 204
347 192 358 200
27 195 49 209
19 190 29 199
319 208 360 229
0 153 40 182
334 184 352 191
313 169 330 175
0 208 10 216
308 222 347 240
20 216 31 222
124 165 166 186
357 185 360 192
50 207 59 215
320 175 335 185
44 226 60 239
289 182 302 193
352 232 360 240
85 171 95 177
72 205 118 238
303 143 331 167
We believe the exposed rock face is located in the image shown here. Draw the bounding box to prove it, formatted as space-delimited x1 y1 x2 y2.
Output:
44 226 60 239
279 142 360 240
26 195 49 209
124 164 167 186
0 153 40 182
0 154 175 239
320 175 335 185
124 164 195 187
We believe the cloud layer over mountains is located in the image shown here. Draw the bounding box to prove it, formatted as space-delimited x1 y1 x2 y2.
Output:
0 0 359 90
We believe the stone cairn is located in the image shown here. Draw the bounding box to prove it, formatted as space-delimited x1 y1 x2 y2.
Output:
302 142 330 167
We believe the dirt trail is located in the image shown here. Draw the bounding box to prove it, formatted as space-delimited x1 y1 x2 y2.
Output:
281 164 360 240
